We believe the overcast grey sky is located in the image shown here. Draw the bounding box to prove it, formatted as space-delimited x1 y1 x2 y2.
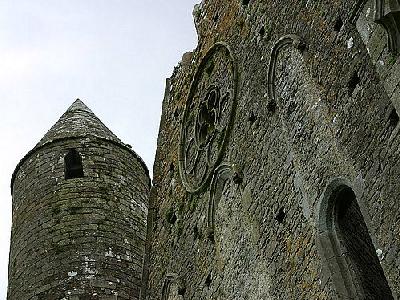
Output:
0 1 199 296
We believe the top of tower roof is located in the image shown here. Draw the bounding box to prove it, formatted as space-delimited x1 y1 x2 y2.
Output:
11 98 150 193
35 99 122 148
67 98 93 113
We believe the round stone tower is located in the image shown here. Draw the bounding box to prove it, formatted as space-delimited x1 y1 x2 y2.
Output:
8 100 151 299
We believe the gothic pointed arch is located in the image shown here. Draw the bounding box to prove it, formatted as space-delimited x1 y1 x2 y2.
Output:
161 273 185 300
353 0 400 53
317 179 393 299
267 34 306 112
207 163 235 238
374 0 400 54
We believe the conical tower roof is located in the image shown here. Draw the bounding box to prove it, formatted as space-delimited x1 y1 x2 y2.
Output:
35 99 122 148
12 99 149 192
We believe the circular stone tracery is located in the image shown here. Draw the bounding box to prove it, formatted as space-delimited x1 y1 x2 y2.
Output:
179 43 237 193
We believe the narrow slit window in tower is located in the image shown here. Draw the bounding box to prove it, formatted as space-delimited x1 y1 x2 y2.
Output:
64 149 84 179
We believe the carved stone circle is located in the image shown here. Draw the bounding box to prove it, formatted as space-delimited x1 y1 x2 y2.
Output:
179 43 238 193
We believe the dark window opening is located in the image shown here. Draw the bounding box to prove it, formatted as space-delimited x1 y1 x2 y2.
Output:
275 207 286 223
347 72 361 96
169 162 175 175
388 107 399 128
166 207 177 224
320 184 393 299
267 99 276 113
334 17 343 32
64 149 84 179
213 13 219 23
205 272 212 287
248 111 257 124
178 286 186 296
193 225 200 240
259 26 266 37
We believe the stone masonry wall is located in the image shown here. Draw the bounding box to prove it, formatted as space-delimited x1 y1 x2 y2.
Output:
144 0 400 299
356 0 400 113
9 137 150 299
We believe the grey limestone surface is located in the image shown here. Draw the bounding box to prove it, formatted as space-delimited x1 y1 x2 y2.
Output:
8 100 150 299
8 0 400 299
143 0 400 299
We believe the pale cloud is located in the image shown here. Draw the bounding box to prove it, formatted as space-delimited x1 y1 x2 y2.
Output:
0 43 89 84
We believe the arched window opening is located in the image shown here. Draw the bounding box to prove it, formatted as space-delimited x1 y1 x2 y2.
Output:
319 183 393 299
64 149 84 179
